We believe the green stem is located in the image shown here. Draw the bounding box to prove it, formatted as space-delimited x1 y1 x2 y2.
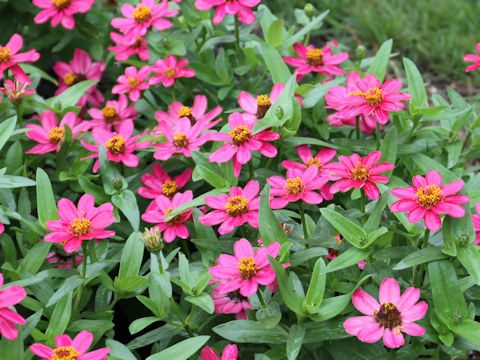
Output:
303 31 311 46
88 239 98 263
185 305 197 324
355 117 360 140
264 156 273 170
257 290 266 308
415 230 430 288
181 239 191 258
157 251 165 274
401 116 420 144
298 202 309 241
15 103 23 127
375 122 381 150
170 297 194 336
69 244 88 325
360 191 366 225
234 17 242 63
171 87 176 101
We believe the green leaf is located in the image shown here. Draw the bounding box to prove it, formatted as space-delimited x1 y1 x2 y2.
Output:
261 41 291 83
0 116 17 152
403 58 428 109
186 293 215 314
256 301 282 329
20 241 52 275
118 232 144 279
302 77 344 109
145 335 210 360
36 168 58 227
46 276 84 307
305 257 326 307
191 151 227 189
112 189 140 231
45 292 72 340
457 245 480 285
165 189 223 219
411 153 458 184
393 247 447 270
282 10 329 50
378 125 397 177
450 320 480 346
266 19 284 48
98 146 126 195
0 174 36 188
0 327 23 358
129 317 161 335
367 39 392 82
213 320 287 344
259 183 287 246
326 247 371 273
364 193 390 234
115 276 147 293
286 324 305 360
320 208 367 248
268 256 305 315
78 175 111 204
310 294 352 322
47 80 97 109
106 339 138 360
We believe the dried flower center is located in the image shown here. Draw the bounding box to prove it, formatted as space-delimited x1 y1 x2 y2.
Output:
162 180 178 198
256 94 271 119
52 345 79 360
328 248 339 257
306 48 323 66
178 106 196 124
164 207 182 224
106 136 126 155
349 161 370 181
133 5 152 23
229 125 252 146
238 257 260 280
285 177 304 195
374 302 402 329
102 106 119 123
416 185 443 209
127 77 139 88
52 0 72 9
349 88 383 106
225 196 249 217
307 158 322 169
70 217 91 237
0 47 11 63
173 132 189 148
165 67 176 78
48 127 65 145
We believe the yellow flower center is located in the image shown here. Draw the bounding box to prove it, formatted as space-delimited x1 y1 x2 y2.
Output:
52 0 71 9
285 177 304 195
64 72 77 86
164 207 182 224
127 77 139 88
373 302 402 329
51 346 79 360
48 127 65 145
133 5 152 23
106 136 126 155
102 106 119 124
165 67 176 78
229 125 252 146
256 95 271 119
416 185 443 209
178 106 192 118
349 87 383 107
306 48 323 66
0 47 11 63
349 161 370 181
162 180 178 198
225 196 249 217
238 257 260 280
173 132 189 148
70 218 91 237
307 158 322 169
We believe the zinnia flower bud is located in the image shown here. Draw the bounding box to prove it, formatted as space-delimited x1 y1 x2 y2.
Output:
304 3 315 19
356 45 366 62
140 227 163 253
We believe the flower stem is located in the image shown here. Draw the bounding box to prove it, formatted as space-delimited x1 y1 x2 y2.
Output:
170 297 194 336
257 290 266 308
234 16 242 63
360 191 366 225
171 86 176 101
355 117 360 140
69 243 88 326
375 122 381 150
15 103 23 127
298 202 309 241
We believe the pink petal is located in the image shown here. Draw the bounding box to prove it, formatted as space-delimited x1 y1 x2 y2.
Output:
352 289 380 316
378 278 400 305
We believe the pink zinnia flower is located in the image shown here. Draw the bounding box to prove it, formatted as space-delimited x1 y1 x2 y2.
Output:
211 280 253 320
209 112 280 177
0 34 40 84
30 330 110 359
108 32 149 62
33 0 95 30
154 95 222 129
283 42 348 82
267 166 327 209
141 191 194 243
282 144 336 200
238 82 302 122
326 71 410 129
0 273 26 340
152 117 210 160
44 194 116 253
25 110 90 154
111 0 178 41
199 180 260 235
46 251 83 269
87 94 138 131
473 202 480 245
149 55 196 87
343 278 428 348
464 43 480 72
326 151 395 201
390 170 470 232
201 344 238 360
194 0 260 25
0 79 35 101
112 65 151 102
209 238 281 297
81 121 150 173
53 49 105 108
138 164 192 200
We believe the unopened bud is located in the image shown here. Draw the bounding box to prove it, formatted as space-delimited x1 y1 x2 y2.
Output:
356 45 366 63
275 106 284 119
112 177 123 190
304 3 315 19
458 234 469 248
140 227 163 253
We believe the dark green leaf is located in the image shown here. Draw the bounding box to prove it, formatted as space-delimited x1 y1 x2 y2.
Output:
213 320 287 344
